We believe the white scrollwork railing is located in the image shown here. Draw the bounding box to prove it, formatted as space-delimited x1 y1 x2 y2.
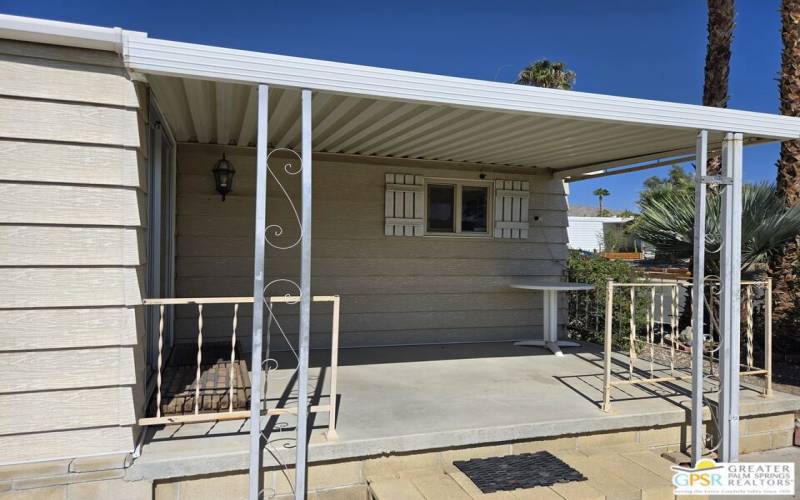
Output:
265 149 303 251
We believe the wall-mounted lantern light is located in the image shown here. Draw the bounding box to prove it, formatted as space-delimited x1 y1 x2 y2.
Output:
212 153 236 201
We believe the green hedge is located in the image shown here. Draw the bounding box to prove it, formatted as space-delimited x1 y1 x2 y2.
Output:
566 250 648 349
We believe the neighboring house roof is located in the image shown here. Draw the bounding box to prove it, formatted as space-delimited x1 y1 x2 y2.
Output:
2 13 800 179
568 216 633 223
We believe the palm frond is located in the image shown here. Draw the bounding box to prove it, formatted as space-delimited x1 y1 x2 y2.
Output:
632 183 800 273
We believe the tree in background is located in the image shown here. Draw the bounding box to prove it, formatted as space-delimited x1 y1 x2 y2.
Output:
638 165 694 206
703 0 734 174
515 60 576 89
592 188 610 216
771 0 800 339
635 183 800 333
633 183 800 275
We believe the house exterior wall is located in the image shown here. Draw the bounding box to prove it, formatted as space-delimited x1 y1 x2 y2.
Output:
566 216 629 253
174 144 569 349
0 40 147 464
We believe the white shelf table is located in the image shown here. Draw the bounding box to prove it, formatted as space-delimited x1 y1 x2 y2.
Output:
510 280 595 356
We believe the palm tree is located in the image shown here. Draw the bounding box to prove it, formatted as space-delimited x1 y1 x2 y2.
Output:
632 183 800 275
771 0 800 336
703 0 735 175
515 60 576 90
593 188 610 216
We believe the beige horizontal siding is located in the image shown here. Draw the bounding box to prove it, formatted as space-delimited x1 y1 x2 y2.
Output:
0 44 144 464
0 426 134 465
171 293 539 318
177 214 568 242
0 268 142 309
175 147 568 346
176 257 563 278
0 54 138 107
178 194 566 231
0 226 143 266
176 308 544 338
175 154 559 199
0 96 139 147
0 140 142 187
178 275 561 297
0 387 136 435
177 236 567 259
0 346 136 393
177 326 547 350
0 183 143 226
0 307 140 351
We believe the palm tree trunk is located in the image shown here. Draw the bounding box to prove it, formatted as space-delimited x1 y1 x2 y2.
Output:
683 0 734 329
772 0 800 338
703 0 734 175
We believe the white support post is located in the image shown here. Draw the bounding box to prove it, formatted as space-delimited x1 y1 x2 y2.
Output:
543 291 556 345
248 84 269 500
146 123 164 368
691 130 708 466
295 89 313 500
718 132 743 462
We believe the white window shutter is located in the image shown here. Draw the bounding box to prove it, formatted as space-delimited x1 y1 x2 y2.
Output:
385 174 424 236
494 180 530 239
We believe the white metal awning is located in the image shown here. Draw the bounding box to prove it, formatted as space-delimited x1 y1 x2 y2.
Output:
4 12 800 177
126 31 800 177
146 75 733 175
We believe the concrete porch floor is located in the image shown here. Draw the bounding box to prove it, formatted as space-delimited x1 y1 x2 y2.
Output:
128 342 800 481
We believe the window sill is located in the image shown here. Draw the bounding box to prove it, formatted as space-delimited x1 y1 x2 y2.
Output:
422 233 493 239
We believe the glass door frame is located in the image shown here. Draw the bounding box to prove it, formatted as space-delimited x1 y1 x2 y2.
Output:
145 95 177 375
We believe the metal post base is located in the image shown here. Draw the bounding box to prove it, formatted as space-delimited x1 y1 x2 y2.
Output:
513 339 581 356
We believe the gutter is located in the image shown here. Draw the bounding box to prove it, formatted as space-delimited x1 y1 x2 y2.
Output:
0 13 145 54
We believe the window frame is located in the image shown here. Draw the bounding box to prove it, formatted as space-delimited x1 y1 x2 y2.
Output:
423 177 494 237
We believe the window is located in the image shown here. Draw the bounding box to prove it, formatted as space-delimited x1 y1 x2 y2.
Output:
427 184 455 232
461 186 488 233
425 180 490 235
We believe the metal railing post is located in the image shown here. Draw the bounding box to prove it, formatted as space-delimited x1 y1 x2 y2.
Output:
249 84 269 500
602 280 614 412
230 303 239 413
326 296 340 440
691 129 708 466
765 278 773 397
718 132 743 462
294 89 313 500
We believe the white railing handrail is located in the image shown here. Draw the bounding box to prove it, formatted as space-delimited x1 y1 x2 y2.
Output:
143 295 339 305
609 279 768 287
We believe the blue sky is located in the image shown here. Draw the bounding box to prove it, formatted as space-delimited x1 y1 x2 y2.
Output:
0 0 785 211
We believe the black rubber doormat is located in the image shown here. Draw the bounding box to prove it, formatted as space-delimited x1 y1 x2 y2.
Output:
453 451 587 493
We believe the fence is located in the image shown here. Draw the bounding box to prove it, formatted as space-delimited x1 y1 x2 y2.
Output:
603 279 772 411
138 295 341 439
569 279 772 411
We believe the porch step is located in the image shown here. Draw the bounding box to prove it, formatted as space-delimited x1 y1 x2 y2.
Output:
366 443 694 500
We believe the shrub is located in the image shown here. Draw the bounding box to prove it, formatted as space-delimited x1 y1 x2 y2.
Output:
566 250 647 349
